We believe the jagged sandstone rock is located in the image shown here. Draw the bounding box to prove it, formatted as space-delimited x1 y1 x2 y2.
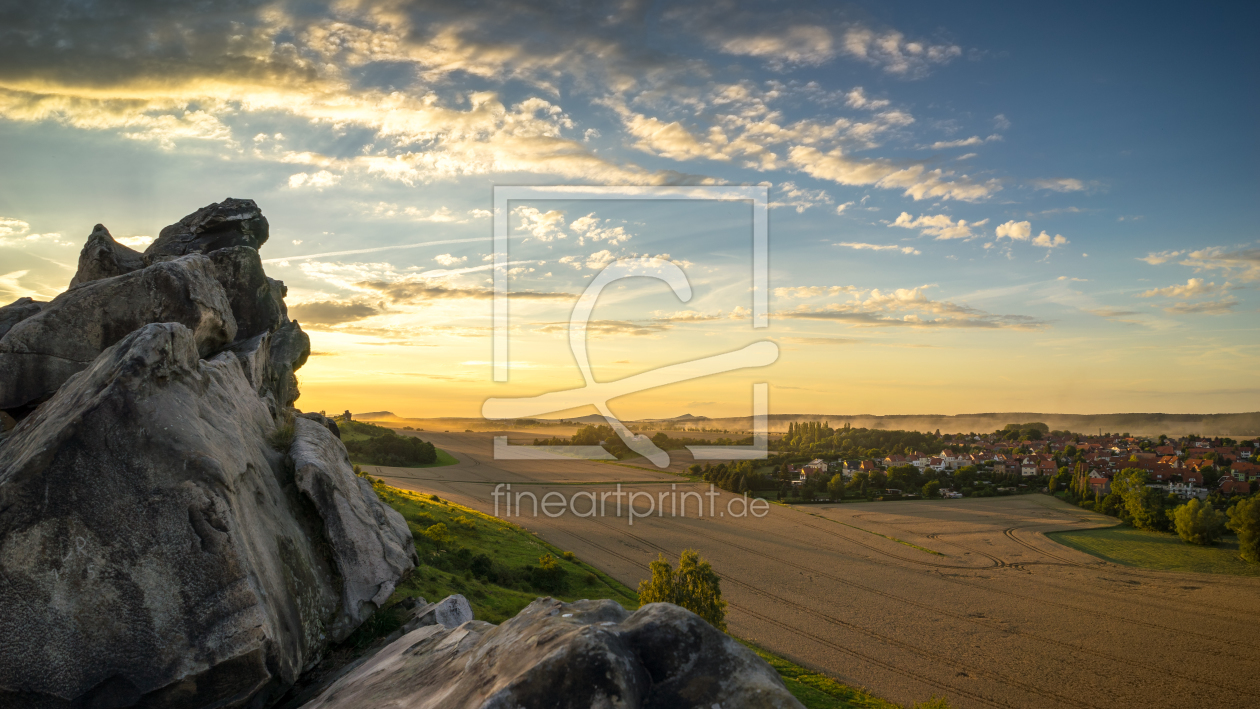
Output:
300 598 804 709
0 297 44 340
145 198 269 262
208 246 287 342
68 224 145 288
0 322 415 708
0 255 236 410
290 417 418 641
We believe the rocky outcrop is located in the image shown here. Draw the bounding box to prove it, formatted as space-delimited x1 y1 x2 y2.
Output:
209 246 287 342
145 198 269 262
290 418 418 641
0 199 415 709
0 254 236 410
68 224 145 288
0 297 44 340
300 598 804 709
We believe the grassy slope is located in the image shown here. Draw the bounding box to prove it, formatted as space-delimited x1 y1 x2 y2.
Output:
369 481 914 708
1048 526 1260 577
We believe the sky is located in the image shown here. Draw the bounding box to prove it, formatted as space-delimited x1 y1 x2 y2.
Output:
0 0 1256 420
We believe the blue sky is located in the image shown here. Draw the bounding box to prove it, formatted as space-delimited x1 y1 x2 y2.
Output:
0 0 1255 417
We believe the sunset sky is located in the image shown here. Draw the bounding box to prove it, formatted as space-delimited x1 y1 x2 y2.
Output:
0 1 1256 420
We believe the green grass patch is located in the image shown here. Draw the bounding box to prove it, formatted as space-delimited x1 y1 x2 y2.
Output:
740 641 899 708
365 481 916 708
1049 525 1260 577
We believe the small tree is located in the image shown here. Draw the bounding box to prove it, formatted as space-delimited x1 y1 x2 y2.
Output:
638 549 727 631
1171 498 1225 545
1227 497 1260 563
827 473 846 500
923 480 941 498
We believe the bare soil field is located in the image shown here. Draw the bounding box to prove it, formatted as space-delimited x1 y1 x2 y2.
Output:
369 431 1260 709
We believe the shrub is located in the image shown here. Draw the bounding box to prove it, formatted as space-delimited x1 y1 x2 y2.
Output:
1227 496 1260 562
422 523 453 546
527 554 568 593
451 515 476 531
561 551 576 561
1171 498 1225 545
637 549 727 632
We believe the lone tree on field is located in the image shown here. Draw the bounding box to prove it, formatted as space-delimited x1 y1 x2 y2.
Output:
1171 498 1224 546
1227 497 1260 562
638 549 727 631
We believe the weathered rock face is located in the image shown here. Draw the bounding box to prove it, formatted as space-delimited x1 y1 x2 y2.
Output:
0 323 415 708
290 418 418 641
68 224 145 288
0 297 45 340
0 199 415 709
0 254 236 411
208 246 286 341
299 598 805 709
145 198 269 262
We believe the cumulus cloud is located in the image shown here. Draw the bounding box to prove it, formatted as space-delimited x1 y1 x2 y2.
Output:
514 206 568 241
841 27 962 77
288 171 341 189
891 212 988 240
1031 178 1088 192
927 134 1002 150
568 214 632 245
995 220 1032 241
0 217 31 239
1031 231 1069 248
769 182 833 212
433 253 468 266
1179 244 1260 282
1138 249 1185 265
1138 278 1230 298
115 235 154 248
789 146 1000 201
845 87 890 110
835 242 922 255
357 280 571 303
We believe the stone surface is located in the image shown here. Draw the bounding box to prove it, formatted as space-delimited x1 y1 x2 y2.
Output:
296 411 341 438
208 246 286 341
299 598 804 709
145 198 269 262
269 320 311 409
67 224 145 288
290 417 418 641
0 322 414 708
0 255 236 410
0 297 45 341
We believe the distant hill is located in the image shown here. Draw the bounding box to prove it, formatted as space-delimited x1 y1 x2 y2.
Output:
692 412 1260 438
353 410 1259 437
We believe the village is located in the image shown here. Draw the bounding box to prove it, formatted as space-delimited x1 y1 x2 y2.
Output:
781 429 1259 502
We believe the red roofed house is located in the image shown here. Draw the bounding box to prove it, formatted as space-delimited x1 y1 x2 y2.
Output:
1220 478 1251 496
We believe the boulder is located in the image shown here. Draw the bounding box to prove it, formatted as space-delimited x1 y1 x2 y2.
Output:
67 224 145 288
0 297 45 341
290 417 418 641
0 322 414 709
208 246 286 341
144 198 269 262
398 594 473 634
299 598 804 709
0 255 236 410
